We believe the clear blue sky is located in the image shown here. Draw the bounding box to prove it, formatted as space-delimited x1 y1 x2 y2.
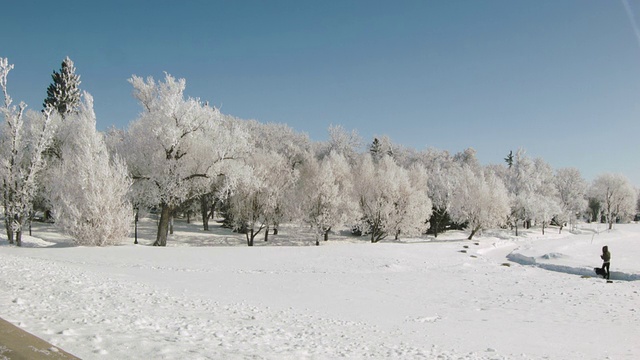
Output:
2 0 640 185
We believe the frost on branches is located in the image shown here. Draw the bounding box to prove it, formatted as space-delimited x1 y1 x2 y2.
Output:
354 155 432 243
227 150 298 246
122 73 248 246
47 93 132 246
590 173 637 230
0 58 58 246
554 168 587 233
298 151 358 245
43 56 81 118
449 166 510 240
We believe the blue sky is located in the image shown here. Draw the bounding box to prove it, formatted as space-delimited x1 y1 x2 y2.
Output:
2 0 640 185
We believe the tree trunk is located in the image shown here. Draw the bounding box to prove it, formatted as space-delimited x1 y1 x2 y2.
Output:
264 225 269 242
134 210 139 244
169 214 174 235
431 208 446 238
273 227 278 235
246 229 255 247
468 226 480 240
515 221 518 237
15 229 22 247
324 228 330 241
186 211 191 224
542 222 545 235
200 195 210 231
153 204 172 246
5 219 13 245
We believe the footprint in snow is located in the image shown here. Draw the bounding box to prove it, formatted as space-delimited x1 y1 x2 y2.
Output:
411 315 440 323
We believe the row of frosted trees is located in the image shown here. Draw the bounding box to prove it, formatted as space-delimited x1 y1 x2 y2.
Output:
1 58 637 246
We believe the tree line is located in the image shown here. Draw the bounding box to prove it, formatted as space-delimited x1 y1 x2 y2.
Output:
1 57 637 247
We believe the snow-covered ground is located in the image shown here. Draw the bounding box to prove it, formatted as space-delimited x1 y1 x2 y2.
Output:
1 218 639 359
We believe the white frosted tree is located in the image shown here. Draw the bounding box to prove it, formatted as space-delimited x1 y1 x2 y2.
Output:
298 151 358 245
528 158 561 235
122 73 248 246
244 120 311 236
227 150 296 246
421 148 457 237
354 154 431 242
449 166 510 240
316 124 362 163
246 120 311 170
47 93 132 246
0 58 58 246
590 173 637 230
388 163 432 240
354 155 392 242
554 167 587 233
504 149 538 235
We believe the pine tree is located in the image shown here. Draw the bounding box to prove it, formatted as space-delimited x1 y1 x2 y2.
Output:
504 150 514 168
43 56 81 118
369 137 393 162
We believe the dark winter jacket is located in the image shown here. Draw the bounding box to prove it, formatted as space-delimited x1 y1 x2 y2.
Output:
601 246 611 263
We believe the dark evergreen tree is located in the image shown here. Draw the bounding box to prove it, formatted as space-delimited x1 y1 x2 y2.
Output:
369 137 393 162
504 150 514 168
588 197 601 223
370 138 382 161
43 56 81 118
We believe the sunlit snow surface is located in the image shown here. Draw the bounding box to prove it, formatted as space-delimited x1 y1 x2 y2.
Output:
1 219 639 359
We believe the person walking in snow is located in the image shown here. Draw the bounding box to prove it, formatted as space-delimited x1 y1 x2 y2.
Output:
600 245 611 279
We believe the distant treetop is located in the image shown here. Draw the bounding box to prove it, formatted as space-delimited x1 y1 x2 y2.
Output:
43 56 81 118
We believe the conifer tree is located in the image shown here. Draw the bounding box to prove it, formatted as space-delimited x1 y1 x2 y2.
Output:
43 56 81 118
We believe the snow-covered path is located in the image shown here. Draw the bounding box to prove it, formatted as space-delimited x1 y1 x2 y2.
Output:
1 223 639 359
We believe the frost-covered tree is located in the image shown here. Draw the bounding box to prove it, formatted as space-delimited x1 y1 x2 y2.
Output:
0 58 58 246
43 56 81 118
243 121 311 235
421 148 457 237
316 124 362 163
227 150 296 246
194 115 249 232
453 148 481 172
528 158 561 235
122 73 247 246
47 93 132 246
354 155 392 242
449 166 510 240
387 163 432 240
503 149 537 235
590 173 637 230
354 155 431 242
503 150 565 235
554 167 587 233
246 120 311 170
298 151 358 245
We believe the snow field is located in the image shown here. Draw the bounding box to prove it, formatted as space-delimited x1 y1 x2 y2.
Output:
1 220 639 359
